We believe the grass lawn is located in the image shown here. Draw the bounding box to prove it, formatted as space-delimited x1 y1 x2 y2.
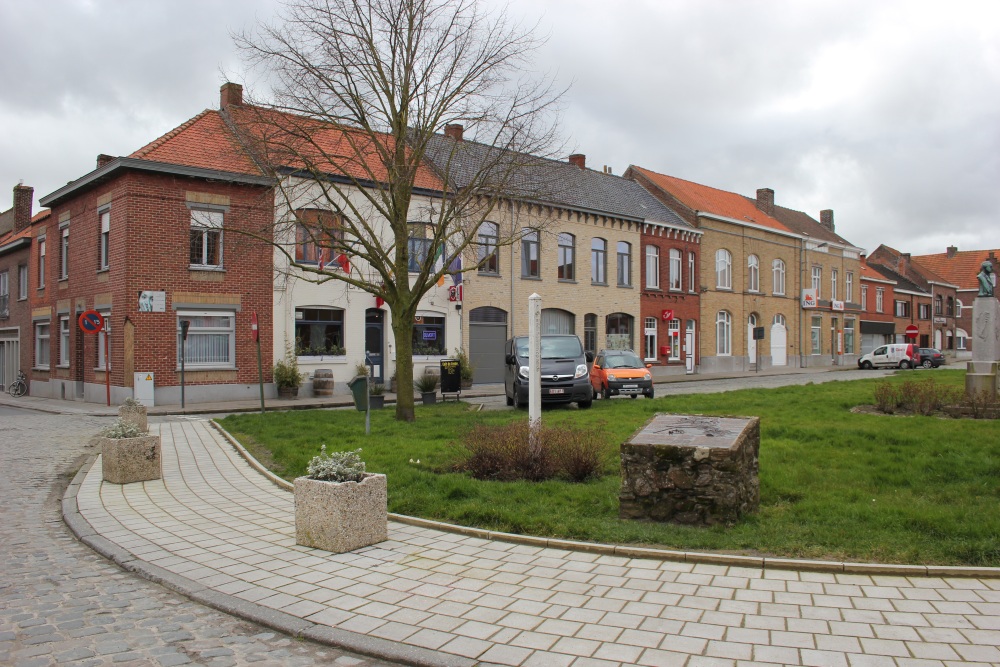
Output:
218 370 1000 566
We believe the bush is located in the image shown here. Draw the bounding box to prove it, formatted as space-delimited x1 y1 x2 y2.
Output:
273 347 302 389
414 373 439 393
453 348 475 382
967 388 1000 419
306 446 366 482
458 421 604 482
876 378 961 416
103 418 144 439
873 381 901 413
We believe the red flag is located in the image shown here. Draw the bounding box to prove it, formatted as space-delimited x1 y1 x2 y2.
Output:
375 296 384 309
335 253 350 272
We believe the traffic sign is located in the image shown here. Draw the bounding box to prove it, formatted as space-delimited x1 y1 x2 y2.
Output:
79 310 104 335
251 312 259 342
905 324 919 339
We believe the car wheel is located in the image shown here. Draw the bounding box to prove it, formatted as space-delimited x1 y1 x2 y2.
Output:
899 360 911 369
646 389 655 399
578 398 592 409
629 394 638 399
602 384 610 401
505 392 514 406
592 386 598 400
922 359 933 369
861 361 873 370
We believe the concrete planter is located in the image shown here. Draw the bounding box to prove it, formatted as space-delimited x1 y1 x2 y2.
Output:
294 473 388 553
118 405 148 433
101 435 161 484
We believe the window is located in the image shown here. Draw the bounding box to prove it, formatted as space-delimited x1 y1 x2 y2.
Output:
59 225 69 279
946 296 954 317
716 311 731 356
557 233 575 280
876 287 884 313
811 316 822 354
407 222 432 273
521 229 539 278
18 264 27 300
669 249 682 291
606 312 633 349
35 321 50 369
177 312 235 368
831 269 838 301
59 317 70 367
715 249 732 289
934 294 943 316
645 246 659 289
667 319 680 360
773 313 786 326
895 300 910 318
38 237 45 288
591 238 607 284
844 318 855 355
97 312 111 370
297 210 343 266
0 271 7 318
688 252 696 292
957 328 968 350
846 272 854 303
812 267 822 297
956 299 963 318
99 209 110 270
861 285 868 310
189 208 223 268
541 308 575 335
477 222 499 274
295 308 344 356
747 255 760 292
644 317 657 361
918 303 931 320
616 241 631 286
584 314 597 354
772 259 786 295
413 315 445 355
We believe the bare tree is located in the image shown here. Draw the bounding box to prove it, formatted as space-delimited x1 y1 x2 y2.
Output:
229 0 565 421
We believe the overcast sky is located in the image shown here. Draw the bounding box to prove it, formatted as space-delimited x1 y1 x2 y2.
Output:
2 0 997 257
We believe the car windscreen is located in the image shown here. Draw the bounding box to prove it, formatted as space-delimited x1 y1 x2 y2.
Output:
514 337 583 359
603 351 643 368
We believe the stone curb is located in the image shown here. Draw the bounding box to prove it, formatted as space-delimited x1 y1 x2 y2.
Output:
61 453 483 667
212 421 1000 579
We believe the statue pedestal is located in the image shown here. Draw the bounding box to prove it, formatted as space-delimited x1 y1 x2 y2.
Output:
968 297 1000 398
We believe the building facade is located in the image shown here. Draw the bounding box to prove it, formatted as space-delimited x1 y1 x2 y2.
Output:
0 185 35 390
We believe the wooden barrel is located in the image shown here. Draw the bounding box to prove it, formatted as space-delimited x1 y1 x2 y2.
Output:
313 369 335 397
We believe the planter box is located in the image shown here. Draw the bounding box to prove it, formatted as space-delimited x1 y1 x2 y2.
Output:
277 385 299 399
421 391 437 405
118 405 148 433
294 473 388 553
369 394 385 410
101 435 161 485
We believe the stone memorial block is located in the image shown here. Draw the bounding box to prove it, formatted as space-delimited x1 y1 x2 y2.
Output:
620 414 759 526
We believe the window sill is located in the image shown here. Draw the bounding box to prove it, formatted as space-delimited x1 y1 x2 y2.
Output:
57 364 70 369
297 355 348 363
59 277 68 282
189 265 225 272
669 287 683 292
97 268 109 274
557 279 577 284
520 275 542 281
591 282 608 287
33 366 50 372
477 272 501 278
175 366 237 372
617 284 633 289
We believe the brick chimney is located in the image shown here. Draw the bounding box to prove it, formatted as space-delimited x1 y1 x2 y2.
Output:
946 245 958 258
220 82 243 108
756 188 775 215
568 154 586 169
13 184 33 232
444 124 464 141
820 209 834 232
96 154 115 168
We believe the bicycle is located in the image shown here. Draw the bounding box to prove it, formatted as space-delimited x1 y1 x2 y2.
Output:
7 370 26 398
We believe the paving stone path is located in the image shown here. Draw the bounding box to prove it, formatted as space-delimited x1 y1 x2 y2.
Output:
69 419 1000 667
0 412 400 667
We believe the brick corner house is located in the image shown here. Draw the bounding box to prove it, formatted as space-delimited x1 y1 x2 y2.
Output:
0 184 37 390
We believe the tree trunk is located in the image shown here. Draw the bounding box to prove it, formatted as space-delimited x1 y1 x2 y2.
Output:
391 317 416 422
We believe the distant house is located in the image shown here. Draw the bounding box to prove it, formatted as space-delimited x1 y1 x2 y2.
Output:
858 256 897 354
0 185 35 389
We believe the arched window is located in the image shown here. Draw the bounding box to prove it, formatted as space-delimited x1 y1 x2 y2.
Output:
716 311 732 356
772 259 786 295
773 313 786 326
645 245 659 289
606 312 634 350
716 249 732 289
748 255 760 292
669 248 682 290
591 238 607 284
541 308 575 335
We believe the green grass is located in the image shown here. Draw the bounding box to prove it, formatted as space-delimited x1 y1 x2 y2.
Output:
218 370 1000 566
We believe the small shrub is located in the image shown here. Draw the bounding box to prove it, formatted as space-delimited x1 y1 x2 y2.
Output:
873 381 901 414
895 378 961 416
458 421 604 482
103 418 144 439
967 388 1000 419
355 362 370 377
414 373 439 393
273 347 303 389
121 396 143 409
453 348 475 382
306 446 366 482
369 382 386 396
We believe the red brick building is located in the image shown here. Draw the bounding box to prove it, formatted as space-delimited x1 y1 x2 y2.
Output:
858 256 896 354
0 185 36 389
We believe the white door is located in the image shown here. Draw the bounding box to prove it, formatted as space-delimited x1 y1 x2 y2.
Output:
685 321 695 374
747 314 757 365
934 329 942 350
771 323 787 366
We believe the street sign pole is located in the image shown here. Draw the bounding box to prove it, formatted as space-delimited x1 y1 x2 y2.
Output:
104 322 111 406
180 320 190 410
252 312 264 415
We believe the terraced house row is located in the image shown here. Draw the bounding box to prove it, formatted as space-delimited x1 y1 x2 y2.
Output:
0 82 996 404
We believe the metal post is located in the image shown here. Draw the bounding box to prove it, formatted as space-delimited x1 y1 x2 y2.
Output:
104 320 111 406
528 293 542 435
180 320 190 410
365 354 373 436
256 338 265 414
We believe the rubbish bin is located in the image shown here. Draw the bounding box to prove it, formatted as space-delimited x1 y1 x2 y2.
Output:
347 376 368 412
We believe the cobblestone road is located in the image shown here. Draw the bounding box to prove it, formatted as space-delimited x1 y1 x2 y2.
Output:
0 412 402 667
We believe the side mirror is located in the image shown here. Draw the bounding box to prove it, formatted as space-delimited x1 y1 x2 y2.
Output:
646 364 653 369
586 351 594 363
505 354 515 365
592 364 601 370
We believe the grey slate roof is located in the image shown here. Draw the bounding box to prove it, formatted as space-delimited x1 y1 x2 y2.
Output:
423 133 691 229
866 263 928 294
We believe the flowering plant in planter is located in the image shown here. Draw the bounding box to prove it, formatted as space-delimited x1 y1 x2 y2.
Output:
100 417 161 484
295 446 387 553
118 397 148 433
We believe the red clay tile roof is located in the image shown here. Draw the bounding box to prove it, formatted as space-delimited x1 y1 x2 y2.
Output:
130 110 263 175
629 166 792 234
31 210 51 223
913 249 1000 291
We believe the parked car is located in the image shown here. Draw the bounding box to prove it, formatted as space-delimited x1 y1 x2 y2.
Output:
590 349 654 400
504 334 593 409
917 347 945 368
857 343 917 369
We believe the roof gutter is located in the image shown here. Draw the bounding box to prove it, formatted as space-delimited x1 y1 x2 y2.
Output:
696 211 803 241
41 158 273 208
0 236 31 255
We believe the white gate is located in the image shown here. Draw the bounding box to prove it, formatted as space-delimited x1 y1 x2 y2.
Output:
747 314 758 365
684 321 695 374
771 323 787 366
0 330 19 389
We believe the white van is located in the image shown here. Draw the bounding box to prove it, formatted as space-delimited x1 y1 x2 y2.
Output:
858 343 917 369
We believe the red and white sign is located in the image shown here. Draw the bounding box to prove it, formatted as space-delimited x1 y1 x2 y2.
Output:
78 310 104 335
905 324 919 339
250 312 259 342
661 309 674 321
801 289 818 309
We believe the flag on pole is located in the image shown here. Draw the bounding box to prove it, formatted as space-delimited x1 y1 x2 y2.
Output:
433 244 445 286
335 253 350 272
317 247 328 271
449 255 463 285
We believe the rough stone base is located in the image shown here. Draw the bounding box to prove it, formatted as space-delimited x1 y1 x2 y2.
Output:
118 406 148 433
295 474 388 553
101 435 161 484
620 414 760 526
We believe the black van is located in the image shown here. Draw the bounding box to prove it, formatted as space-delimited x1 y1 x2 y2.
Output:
504 334 593 409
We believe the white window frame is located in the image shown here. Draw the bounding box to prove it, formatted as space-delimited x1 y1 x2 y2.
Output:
189 208 224 269
0 271 7 316
688 252 696 292
18 263 28 300
861 284 868 310
812 266 822 298
716 249 732 289
58 316 70 368
557 233 575 281
773 313 786 326
811 316 822 355
846 271 854 303
772 259 785 295
35 321 50 369
956 299 963 318
644 317 657 361
38 236 46 288
99 209 110 271
876 287 884 313
616 241 631 287
59 225 69 280
591 238 607 284
645 246 659 289
668 319 681 360
831 269 838 301
747 254 760 293
177 311 236 370
844 318 855 355
669 249 682 291
97 312 111 371
716 310 731 356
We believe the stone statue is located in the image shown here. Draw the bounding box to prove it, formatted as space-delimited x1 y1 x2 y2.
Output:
978 260 995 298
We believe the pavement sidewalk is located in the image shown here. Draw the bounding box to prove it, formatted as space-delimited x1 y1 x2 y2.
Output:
63 418 1000 667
